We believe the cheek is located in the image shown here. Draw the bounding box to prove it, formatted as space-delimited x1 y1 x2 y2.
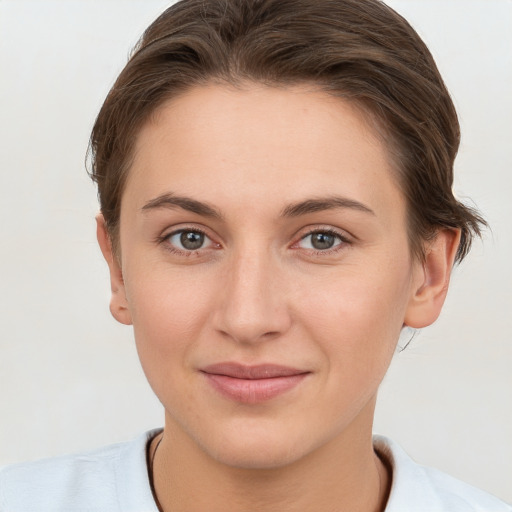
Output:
297 258 412 375
124 268 215 381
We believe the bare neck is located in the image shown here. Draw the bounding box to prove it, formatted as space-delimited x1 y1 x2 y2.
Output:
149 406 391 512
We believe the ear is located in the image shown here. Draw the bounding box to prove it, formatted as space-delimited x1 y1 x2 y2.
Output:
404 228 461 329
96 213 132 326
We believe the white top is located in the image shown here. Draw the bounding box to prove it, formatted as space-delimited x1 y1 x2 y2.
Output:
1 429 510 512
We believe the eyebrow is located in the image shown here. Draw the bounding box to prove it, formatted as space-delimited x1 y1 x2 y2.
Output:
281 196 375 217
141 193 223 219
141 193 375 219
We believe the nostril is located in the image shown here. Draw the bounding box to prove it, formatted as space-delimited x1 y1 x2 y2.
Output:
217 329 281 343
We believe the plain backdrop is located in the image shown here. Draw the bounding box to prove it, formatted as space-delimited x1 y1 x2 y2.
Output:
0 0 511 504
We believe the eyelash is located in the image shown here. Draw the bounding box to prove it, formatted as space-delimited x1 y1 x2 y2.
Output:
294 228 351 256
156 226 351 257
157 226 216 257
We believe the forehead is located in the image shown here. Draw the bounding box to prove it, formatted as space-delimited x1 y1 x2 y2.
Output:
124 83 404 219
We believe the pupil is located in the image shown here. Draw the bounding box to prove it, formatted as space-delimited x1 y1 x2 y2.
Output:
312 232 335 250
180 231 204 250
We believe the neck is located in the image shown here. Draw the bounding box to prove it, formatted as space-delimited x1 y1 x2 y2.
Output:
151 402 390 512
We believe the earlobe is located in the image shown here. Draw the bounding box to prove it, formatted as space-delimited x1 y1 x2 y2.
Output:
404 228 461 329
95 214 133 326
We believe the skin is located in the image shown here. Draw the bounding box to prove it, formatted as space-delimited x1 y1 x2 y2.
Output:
97 83 460 512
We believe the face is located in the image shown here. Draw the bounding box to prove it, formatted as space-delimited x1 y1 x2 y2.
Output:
103 84 447 469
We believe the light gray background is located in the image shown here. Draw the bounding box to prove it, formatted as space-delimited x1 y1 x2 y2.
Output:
0 0 511 503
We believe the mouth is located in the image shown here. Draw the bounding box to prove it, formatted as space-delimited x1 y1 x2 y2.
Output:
200 363 310 404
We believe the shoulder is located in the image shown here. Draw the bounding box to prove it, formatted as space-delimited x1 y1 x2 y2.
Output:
0 429 161 512
374 435 512 512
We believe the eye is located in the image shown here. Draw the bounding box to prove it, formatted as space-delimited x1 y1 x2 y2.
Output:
297 230 345 251
167 229 213 251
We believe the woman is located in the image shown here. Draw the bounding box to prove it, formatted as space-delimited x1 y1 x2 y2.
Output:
1 0 510 510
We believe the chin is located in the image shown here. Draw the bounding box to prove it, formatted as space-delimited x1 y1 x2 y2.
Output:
191 418 323 470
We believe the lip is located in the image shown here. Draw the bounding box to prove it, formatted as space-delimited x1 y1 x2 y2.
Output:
201 363 310 404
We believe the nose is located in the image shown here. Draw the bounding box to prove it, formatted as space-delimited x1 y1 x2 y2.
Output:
212 249 292 345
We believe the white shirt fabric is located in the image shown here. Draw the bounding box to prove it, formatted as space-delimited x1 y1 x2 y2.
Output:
1 429 510 512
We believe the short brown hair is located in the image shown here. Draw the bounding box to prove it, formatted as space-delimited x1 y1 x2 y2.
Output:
88 0 485 261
